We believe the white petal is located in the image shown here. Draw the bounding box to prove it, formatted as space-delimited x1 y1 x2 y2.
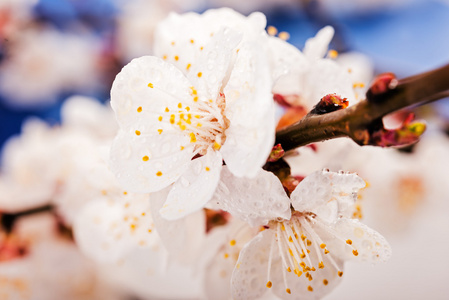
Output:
303 26 334 60
187 27 242 102
150 187 207 263
160 150 223 220
231 229 275 300
212 168 291 227
73 195 154 263
325 218 392 264
222 41 275 177
109 129 192 193
290 170 365 221
268 36 308 83
110 55 194 131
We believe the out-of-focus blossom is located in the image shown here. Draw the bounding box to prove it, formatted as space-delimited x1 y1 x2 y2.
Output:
212 169 391 299
110 8 278 220
0 96 117 222
0 212 123 300
0 27 103 108
273 26 357 111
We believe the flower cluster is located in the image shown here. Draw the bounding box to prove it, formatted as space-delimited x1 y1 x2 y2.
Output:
105 8 392 299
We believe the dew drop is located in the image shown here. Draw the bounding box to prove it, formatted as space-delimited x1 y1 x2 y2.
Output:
181 177 190 187
362 240 373 251
161 142 171 154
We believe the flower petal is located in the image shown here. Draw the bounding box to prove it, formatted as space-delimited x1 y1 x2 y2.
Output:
221 41 275 177
324 218 392 264
231 229 275 300
150 186 208 263
109 129 192 193
73 195 153 263
159 149 222 220
212 168 291 227
290 170 365 221
110 55 194 131
303 26 334 60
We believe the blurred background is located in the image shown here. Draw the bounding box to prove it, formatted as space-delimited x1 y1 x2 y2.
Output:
1 0 449 299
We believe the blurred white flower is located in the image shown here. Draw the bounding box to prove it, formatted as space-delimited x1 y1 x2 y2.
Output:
0 212 122 300
0 96 117 223
110 8 276 220
0 27 103 108
273 26 357 110
212 169 391 300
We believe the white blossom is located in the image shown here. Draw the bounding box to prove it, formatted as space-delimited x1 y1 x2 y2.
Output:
212 169 391 299
110 8 277 220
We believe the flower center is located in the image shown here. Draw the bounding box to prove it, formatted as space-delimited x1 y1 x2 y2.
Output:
159 88 228 156
265 212 359 294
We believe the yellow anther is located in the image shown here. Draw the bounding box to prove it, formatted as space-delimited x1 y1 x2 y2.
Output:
266 281 272 288
302 235 307 241
130 224 136 230
101 190 107 195
288 236 293 242
200 46 204 50
300 252 306 259
311 267 316 271
163 55 167 60
286 288 291 294
157 116 163 122
174 55 179 61
197 72 202 77
267 25 278 36
135 130 141 136
346 239 353 245
229 239 236 246
194 96 198 102
186 63 191 70
323 279 328 286
180 146 185 150
190 132 197 143
186 107 190 112
328 49 339 59
148 229 152 233
287 267 291 272
156 171 163 177
289 248 294 256
281 224 285 231
141 212 146 216
324 249 330 254
278 31 290 40
318 262 324 269
320 243 326 249
142 156 149 161
148 82 154 88
123 191 128 195
165 107 169 112
353 82 365 88
352 249 359 256
179 124 186 131
171 41 175 46
178 103 182 108
307 286 313 292
224 253 229 259
338 271 343 277
306 239 312 246
196 123 202 127
308 275 313 281
195 115 201 119
137 106 142 113
190 39 194 44
158 129 163 134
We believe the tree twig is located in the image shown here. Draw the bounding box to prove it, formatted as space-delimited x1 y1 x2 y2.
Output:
275 63 449 151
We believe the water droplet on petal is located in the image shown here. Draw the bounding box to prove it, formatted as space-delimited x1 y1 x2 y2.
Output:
181 177 190 187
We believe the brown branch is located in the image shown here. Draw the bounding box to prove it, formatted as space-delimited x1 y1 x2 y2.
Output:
275 63 449 152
